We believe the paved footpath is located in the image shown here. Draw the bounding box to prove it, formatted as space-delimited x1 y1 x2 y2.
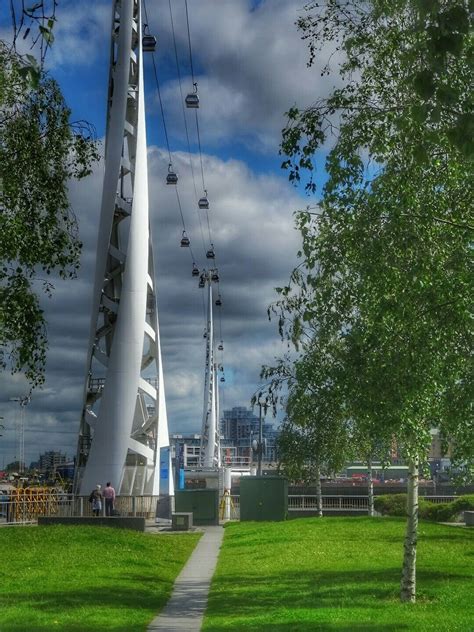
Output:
148 525 224 632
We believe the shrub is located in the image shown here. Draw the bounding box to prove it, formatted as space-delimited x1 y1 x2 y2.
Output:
375 494 474 521
374 494 407 516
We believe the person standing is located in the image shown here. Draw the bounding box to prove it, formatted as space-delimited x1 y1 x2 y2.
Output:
89 484 103 517
103 481 116 517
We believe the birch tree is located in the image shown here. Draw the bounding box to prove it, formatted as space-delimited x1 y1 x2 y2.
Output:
265 344 350 516
279 0 473 603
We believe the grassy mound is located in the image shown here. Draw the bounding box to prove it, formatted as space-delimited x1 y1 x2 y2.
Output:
203 517 473 631
0 525 200 631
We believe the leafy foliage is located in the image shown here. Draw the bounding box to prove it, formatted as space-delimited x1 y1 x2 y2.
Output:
277 0 473 477
374 493 474 521
0 43 99 386
270 0 472 603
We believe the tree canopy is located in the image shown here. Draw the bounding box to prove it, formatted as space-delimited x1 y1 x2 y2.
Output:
267 0 472 603
0 40 98 386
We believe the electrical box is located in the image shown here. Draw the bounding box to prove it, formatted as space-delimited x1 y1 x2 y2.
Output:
240 476 288 521
174 489 219 525
172 512 193 531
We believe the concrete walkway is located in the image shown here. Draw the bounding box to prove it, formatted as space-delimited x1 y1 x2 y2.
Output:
148 525 224 632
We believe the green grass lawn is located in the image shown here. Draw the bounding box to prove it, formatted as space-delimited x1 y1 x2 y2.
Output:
203 517 473 632
0 525 200 632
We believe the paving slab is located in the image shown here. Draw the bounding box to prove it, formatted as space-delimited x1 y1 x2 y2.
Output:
148 525 224 632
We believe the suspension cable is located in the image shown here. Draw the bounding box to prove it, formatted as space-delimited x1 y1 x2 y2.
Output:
143 0 196 269
168 0 207 255
184 0 196 85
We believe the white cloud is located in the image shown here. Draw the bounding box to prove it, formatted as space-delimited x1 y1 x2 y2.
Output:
0 146 304 464
151 0 342 151
0 0 332 465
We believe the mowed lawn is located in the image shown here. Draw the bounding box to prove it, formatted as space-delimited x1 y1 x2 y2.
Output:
0 525 200 632
203 517 473 632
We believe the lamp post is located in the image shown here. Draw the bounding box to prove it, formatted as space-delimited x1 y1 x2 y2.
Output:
10 396 30 474
256 397 266 477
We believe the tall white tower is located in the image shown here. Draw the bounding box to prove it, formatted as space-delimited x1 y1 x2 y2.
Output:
200 272 221 468
75 0 172 496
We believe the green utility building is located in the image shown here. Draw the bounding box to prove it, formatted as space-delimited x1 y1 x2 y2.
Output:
240 476 288 521
174 489 220 525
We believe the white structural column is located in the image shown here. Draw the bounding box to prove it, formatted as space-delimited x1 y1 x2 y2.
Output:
200 275 221 468
75 0 172 496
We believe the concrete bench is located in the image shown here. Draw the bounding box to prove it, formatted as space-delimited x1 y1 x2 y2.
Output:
38 516 145 531
464 511 474 526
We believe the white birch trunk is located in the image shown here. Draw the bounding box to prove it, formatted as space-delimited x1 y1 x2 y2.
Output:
400 457 419 602
367 457 374 517
315 462 323 517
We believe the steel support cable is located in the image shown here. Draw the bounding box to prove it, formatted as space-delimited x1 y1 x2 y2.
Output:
174 187 197 264
143 0 196 266
184 0 196 85
168 0 207 256
183 0 213 249
143 0 172 162
192 109 212 259
184 0 225 355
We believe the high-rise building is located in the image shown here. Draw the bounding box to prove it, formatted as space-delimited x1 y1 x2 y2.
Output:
39 451 68 472
221 407 279 463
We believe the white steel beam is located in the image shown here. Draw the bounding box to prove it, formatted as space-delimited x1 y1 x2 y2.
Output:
75 0 172 497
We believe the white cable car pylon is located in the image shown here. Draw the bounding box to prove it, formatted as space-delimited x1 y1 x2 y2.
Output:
200 272 221 468
75 0 172 497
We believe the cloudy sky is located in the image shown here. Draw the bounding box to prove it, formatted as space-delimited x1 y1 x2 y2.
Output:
0 0 338 467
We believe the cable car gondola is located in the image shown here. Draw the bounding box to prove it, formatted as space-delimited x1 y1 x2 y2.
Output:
142 34 157 52
180 231 190 247
220 376 225 383
166 163 178 185
192 264 200 277
211 270 219 282
206 245 215 259
218 342 224 351
185 82 199 109
215 296 222 307
199 275 205 288
198 191 209 209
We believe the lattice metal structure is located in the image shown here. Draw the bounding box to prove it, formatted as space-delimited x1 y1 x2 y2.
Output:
200 273 221 468
74 0 172 496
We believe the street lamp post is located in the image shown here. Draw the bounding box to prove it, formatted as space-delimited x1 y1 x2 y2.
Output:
10 396 30 474
257 398 265 477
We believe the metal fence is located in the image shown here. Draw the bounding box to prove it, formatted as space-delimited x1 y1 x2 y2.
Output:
0 491 460 525
0 492 159 524
228 494 458 519
289 495 368 512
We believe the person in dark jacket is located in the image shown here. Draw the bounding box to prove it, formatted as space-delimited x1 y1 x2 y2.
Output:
89 484 103 516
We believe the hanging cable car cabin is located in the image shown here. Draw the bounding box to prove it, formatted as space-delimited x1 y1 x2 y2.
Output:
192 264 200 277
180 231 190 247
206 246 215 259
215 296 222 306
199 275 205 288
198 194 209 210
185 82 199 108
220 376 225 383
218 342 224 351
211 270 219 282
142 34 157 52
166 164 178 185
